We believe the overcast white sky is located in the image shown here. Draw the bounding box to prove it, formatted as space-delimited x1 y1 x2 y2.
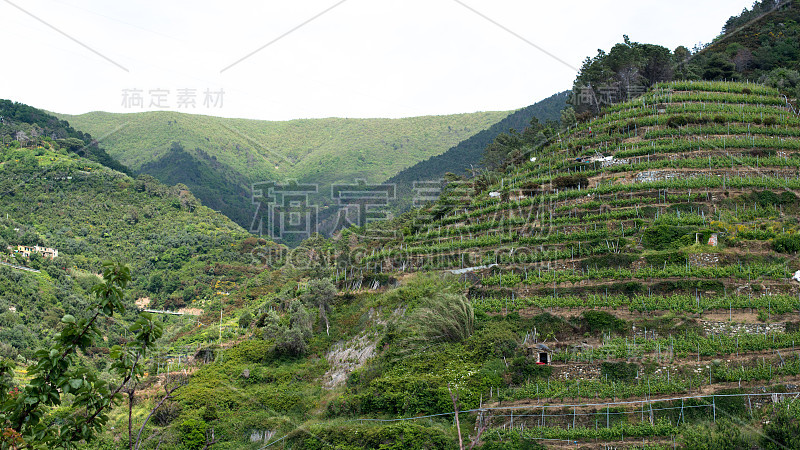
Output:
0 0 754 121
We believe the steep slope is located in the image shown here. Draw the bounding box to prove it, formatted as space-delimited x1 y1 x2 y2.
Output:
695 0 800 80
382 91 568 215
0 100 129 174
340 80 800 447
43 82 800 450
0 141 264 335
137 142 254 228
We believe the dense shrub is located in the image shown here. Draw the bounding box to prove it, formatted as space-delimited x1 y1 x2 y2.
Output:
522 313 574 340
152 401 181 426
238 311 253 329
581 253 638 270
773 234 800 253
291 423 454 449
508 356 553 385
178 419 209 450
581 311 626 334
762 406 800 449
749 190 798 206
645 250 688 267
666 115 689 128
552 174 589 190
683 419 752 450
467 321 518 358
651 279 725 294
600 361 638 381
641 225 693 250
482 435 547 450
275 327 308 356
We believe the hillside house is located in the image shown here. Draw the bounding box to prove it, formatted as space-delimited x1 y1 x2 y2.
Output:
8 245 59 259
525 343 553 365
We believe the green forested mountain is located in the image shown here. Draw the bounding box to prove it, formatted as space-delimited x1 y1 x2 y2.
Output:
702 0 800 81
137 142 254 227
0 139 268 358
380 91 569 216
387 92 568 183
55 110 510 231
7 2 800 449
0 100 129 174
570 0 800 117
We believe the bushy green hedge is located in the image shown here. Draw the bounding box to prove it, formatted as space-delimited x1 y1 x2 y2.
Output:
644 250 688 267
552 174 589 190
642 225 694 250
773 234 800 253
581 253 638 270
509 356 553 385
601 361 639 382
290 422 454 449
582 311 627 334
466 321 518 359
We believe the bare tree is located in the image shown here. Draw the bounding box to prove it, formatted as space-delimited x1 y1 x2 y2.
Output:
449 384 491 450
134 372 188 450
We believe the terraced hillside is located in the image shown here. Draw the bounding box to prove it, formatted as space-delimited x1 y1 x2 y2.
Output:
348 81 800 447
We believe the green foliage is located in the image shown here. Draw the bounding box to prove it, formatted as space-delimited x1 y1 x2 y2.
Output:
0 144 254 316
702 54 737 81
644 250 687 267
723 0 782 34
666 115 689 128
682 419 752 450
552 174 589 190
582 311 626 334
524 313 574 340
152 401 182 426
642 225 694 250
178 418 208 450
762 404 800 449
0 100 129 174
57 110 509 233
0 262 162 448
138 141 253 226
276 327 308 356
600 361 639 382
773 233 800 253
407 293 474 345
292 422 454 449
238 310 252 329
381 273 463 310
508 356 552 385
261 302 314 357
302 278 336 334
701 0 800 81
581 253 638 270
481 433 547 449
466 321 518 359
572 37 675 115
